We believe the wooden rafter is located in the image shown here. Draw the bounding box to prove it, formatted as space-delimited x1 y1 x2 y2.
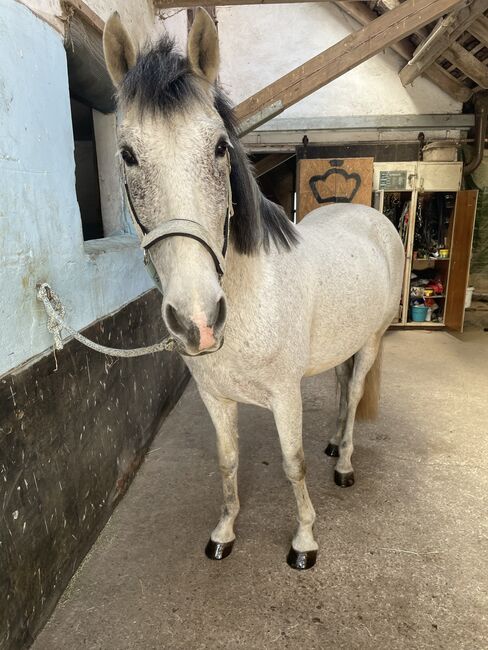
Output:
399 0 488 86
235 0 465 134
254 153 295 177
468 14 488 45
334 0 471 102
444 40 488 87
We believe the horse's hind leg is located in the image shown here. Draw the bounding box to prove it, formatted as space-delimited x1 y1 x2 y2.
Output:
325 358 354 458
334 334 383 488
272 387 318 570
199 390 239 561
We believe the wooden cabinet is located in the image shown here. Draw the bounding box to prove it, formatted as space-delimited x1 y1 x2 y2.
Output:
372 162 477 332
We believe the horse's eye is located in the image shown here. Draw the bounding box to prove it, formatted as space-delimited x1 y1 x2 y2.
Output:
121 148 138 166
215 140 228 158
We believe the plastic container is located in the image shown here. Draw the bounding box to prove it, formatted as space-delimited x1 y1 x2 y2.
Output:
411 304 429 322
465 286 474 308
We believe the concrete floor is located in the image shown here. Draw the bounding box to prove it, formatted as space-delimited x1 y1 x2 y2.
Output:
33 329 488 650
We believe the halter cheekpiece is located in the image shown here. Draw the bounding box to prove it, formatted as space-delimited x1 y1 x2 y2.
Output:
123 151 233 293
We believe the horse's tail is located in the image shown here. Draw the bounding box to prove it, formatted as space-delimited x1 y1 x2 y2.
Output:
356 338 383 421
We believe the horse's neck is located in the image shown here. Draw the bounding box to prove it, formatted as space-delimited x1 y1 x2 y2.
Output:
223 243 266 305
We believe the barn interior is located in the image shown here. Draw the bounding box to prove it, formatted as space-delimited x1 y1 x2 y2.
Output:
1 1 487 648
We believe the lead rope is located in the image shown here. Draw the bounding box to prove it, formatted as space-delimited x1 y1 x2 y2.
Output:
37 283 176 358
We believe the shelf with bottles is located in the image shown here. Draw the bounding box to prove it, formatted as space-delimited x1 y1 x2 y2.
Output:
407 191 454 325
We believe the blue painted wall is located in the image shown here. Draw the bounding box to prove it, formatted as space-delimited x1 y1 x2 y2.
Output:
0 0 152 377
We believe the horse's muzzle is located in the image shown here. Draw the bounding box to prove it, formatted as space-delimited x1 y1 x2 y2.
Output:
163 296 227 356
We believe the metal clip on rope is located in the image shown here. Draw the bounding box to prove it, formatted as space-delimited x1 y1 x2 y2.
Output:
37 283 176 358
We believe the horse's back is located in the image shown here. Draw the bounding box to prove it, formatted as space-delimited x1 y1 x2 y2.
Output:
299 203 402 256
298 203 403 287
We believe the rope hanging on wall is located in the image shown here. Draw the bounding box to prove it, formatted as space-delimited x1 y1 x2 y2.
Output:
37 283 176 358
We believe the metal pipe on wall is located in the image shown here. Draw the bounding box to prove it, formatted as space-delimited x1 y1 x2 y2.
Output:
464 92 488 176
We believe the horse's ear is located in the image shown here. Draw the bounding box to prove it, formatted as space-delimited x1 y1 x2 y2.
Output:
187 8 220 85
103 12 137 87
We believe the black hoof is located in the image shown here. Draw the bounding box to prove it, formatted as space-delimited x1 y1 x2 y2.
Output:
287 547 317 570
325 443 339 457
334 470 355 488
205 538 234 561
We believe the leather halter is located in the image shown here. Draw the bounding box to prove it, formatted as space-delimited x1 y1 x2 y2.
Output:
123 151 233 293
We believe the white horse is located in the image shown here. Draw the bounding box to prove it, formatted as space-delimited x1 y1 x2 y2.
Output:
103 9 404 570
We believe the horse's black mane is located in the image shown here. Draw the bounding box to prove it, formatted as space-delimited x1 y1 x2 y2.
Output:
119 35 299 256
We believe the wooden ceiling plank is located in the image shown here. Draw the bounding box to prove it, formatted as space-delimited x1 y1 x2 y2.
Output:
445 40 488 86
235 0 464 135
468 15 488 46
425 63 473 100
399 0 488 86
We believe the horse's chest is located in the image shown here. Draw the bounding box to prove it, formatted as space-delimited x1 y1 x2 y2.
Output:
185 350 276 408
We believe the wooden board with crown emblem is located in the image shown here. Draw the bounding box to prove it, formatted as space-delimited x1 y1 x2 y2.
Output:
296 157 374 222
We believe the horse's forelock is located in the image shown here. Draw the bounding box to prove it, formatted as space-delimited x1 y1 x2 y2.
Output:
119 36 299 256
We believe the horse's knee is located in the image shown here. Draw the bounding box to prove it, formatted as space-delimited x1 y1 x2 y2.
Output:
283 454 306 483
219 459 237 479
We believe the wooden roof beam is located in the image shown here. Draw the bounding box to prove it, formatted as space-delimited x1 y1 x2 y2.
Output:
335 0 471 102
468 14 488 45
399 0 488 86
234 0 465 135
444 40 488 87
254 153 295 177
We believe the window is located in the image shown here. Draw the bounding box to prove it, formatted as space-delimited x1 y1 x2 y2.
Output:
70 97 104 240
64 6 128 243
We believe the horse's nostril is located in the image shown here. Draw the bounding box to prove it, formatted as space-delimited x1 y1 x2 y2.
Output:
165 302 189 338
213 296 227 333
164 297 226 351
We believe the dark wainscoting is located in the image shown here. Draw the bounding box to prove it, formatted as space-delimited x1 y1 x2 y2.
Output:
0 290 189 650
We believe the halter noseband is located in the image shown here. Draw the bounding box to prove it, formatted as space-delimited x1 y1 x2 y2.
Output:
123 151 233 293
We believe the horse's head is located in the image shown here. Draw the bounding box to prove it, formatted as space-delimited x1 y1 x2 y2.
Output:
104 9 232 355
104 10 298 355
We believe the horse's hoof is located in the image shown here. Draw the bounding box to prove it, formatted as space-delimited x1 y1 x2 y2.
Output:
325 443 339 457
287 547 317 570
205 538 234 560
334 470 355 488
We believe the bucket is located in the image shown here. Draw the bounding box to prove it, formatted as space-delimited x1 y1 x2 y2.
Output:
465 286 474 308
422 140 458 162
411 304 429 322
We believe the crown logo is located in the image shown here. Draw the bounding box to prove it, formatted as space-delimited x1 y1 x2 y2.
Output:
309 159 361 204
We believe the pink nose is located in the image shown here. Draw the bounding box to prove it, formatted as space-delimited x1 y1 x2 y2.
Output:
196 321 216 351
163 296 227 354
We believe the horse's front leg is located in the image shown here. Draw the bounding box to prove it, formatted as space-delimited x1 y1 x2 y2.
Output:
272 388 318 570
199 390 239 561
